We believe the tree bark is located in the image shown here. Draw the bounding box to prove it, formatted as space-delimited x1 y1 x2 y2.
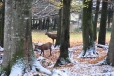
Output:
2 0 33 75
2 1 12 74
54 0 71 67
98 1 108 45
55 8 62 46
53 16 58 30
46 17 50 31
39 18 42 30
0 0 4 47
80 0 97 57
93 0 100 41
42 18 46 30
1 0 51 75
106 7 114 66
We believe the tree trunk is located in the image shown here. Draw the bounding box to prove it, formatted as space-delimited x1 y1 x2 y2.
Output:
46 17 50 31
79 0 97 57
93 0 100 41
53 16 57 30
0 0 4 47
2 0 13 74
39 18 42 30
54 0 71 67
107 4 113 28
1 0 51 75
2 0 31 74
106 13 114 66
42 18 46 30
55 8 62 46
98 1 108 45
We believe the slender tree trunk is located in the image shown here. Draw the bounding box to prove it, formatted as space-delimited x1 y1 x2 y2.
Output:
39 19 42 30
42 18 46 30
80 0 97 57
98 1 108 45
93 0 100 41
106 13 114 66
55 8 62 46
53 17 57 30
0 0 4 47
46 17 50 31
54 0 71 67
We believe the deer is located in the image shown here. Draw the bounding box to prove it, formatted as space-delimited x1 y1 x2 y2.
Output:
45 32 57 44
34 42 53 56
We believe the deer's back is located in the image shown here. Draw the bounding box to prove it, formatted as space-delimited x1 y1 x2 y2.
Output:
45 32 57 39
41 42 52 50
48 34 57 39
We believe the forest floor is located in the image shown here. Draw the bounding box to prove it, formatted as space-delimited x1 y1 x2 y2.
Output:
0 30 113 76
31 30 114 76
33 43 114 76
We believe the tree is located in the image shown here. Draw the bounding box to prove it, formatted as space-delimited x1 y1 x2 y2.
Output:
1 0 51 75
79 0 97 57
107 4 113 28
106 14 114 66
52 16 58 30
42 18 46 30
98 1 108 45
39 18 42 30
0 0 4 47
93 0 100 41
54 0 71 66
55 8 62 46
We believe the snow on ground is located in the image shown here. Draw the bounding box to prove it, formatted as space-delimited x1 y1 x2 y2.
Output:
0 46 4 51
31 44 114 76
1 45 114 76
51 62 114 76
0 46 4 64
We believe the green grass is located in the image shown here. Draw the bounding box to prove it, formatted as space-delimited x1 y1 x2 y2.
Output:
32 31 111 44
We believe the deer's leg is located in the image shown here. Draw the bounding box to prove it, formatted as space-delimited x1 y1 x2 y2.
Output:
53 39 54 44
40 50 42 56
42 50 44 56
40 50 44 56
49 48 52 56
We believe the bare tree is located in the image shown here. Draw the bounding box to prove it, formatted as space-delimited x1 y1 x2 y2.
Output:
0 0 4 47
106 7 114 66
79 0 98 57
1 0 51 75
98 0 108 45
54 0 71 67
55 8 62 46
93 0 100 41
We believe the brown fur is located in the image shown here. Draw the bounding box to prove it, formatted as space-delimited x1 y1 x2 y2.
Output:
45 32 57 44
34 42 52 56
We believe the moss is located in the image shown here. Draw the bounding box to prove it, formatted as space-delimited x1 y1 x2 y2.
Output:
8 39 25 75
2 64 11 75
11 39 24 61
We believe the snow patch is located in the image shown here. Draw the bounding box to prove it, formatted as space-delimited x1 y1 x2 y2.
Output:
0 46 4 64
0 46 4 51
9 59 25 76
97 44 109 51
37 56 46 61
0 54 3 64
78 46 98 58
32 60 51 75
51 69 68 76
